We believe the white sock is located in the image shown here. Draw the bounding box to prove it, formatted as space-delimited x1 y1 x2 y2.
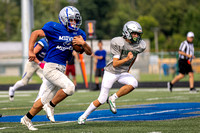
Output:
82 102 97 118
112 93 118 100
12 80 25 91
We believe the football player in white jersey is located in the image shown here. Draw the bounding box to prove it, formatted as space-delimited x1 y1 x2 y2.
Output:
9 38 48 101
78 21 146 124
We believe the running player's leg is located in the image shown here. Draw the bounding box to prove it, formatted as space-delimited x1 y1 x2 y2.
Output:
42 63 75 121
78 71 117 124
116 73 137 96
29 77 57 116
46 64 75 106
34 68 45 102
108 73 137 113
21 78 58 130
9 61 37 101
35 67 43 80
34 79 46 102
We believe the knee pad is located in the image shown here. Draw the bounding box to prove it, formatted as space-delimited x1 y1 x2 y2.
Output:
131 79 138 88
62 84 75 96
98 97 107 105
126 78 138 88
97 88 109 104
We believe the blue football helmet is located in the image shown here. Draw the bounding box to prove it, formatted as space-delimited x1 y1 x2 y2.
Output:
59 6 82 31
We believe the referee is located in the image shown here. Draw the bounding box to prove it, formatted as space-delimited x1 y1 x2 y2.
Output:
167 31 198 92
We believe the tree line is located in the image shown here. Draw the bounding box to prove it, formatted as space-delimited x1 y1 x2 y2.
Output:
0 0 200 51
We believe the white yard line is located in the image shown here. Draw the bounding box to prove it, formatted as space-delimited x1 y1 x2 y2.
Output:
87 109 177 121
0 127 13 130
0 121 74 130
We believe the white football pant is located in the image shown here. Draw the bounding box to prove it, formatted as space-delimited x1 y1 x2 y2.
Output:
40 63 75 105
21 61 43 85
98 71 138 104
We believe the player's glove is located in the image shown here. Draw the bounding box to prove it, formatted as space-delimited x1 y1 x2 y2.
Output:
38 62 45 69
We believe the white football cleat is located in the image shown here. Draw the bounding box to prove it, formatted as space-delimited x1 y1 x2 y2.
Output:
78 115 86 125
20 115 38 131
43 103 55 122
9 87 15 101
107 96 117 114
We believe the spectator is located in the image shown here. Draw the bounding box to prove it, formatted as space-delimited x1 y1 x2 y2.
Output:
93 40 106 90
65 51 79 87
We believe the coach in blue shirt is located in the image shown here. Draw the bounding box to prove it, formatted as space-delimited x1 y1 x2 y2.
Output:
93 40 107 90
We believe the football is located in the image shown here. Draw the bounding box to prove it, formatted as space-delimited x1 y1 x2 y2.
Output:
72 44 84 53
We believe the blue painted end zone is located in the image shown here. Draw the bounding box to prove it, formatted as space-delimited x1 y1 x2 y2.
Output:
0 103 200 122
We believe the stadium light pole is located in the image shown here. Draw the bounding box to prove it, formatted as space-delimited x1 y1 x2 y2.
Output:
153 27 159 53
21 0 33 74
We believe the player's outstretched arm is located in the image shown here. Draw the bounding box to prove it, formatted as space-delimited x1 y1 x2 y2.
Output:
29 30 45 61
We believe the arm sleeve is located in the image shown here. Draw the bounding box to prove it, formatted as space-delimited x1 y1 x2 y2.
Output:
37 39 45 47
137 40 146 53
42 22 55 39
110 39 121 59
94 51 98 56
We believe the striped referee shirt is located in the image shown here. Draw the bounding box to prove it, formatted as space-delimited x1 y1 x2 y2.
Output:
179 40 194 62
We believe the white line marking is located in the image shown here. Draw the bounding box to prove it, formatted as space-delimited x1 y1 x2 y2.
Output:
34 121 73 127
0 127 13 130
0 94 31 98
87 107 200 121
0 121 74 130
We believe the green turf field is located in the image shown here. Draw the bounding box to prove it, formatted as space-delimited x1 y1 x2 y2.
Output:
1 73 200 84
0 88 200 133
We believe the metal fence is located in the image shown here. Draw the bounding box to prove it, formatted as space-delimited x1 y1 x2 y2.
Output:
1 41 200 81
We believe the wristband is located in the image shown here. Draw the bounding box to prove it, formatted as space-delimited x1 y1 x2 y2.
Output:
38 62 45 69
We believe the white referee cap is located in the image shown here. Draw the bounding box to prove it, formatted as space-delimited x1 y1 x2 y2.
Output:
187 31 194 37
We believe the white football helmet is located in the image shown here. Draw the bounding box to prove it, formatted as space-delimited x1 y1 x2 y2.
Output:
59 6 82 31
122 21 143 44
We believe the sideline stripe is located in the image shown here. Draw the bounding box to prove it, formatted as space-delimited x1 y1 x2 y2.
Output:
0 103 200 131
1 103 200 123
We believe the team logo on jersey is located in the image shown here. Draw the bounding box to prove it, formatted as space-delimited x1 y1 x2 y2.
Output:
121 50 138 56
56 45 73 51
59 36 73 41
63 41 71 46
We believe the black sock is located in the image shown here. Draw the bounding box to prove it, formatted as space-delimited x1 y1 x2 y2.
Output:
96 83 99 90
170 82 173 87
26 112 34 120
50 101 56 107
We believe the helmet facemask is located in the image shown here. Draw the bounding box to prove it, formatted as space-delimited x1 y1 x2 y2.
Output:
127 27 142 44
122 21 143 44
67 14 82 31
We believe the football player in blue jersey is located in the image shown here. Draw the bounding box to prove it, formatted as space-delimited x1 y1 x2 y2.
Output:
20 6 92 131
9 38 49 101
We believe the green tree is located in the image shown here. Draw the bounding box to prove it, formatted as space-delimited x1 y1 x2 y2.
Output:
181 5 200 50
0 0 20 41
